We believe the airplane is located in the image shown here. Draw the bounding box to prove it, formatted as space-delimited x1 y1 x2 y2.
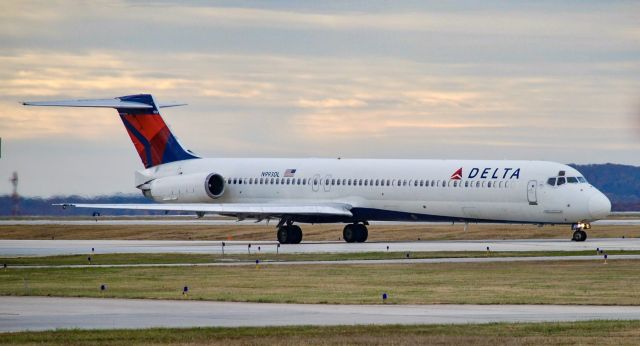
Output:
23 94 611 244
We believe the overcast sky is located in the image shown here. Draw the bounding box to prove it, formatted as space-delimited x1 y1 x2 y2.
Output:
1 1 639 197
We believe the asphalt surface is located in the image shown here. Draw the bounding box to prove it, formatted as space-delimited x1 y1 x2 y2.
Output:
2 297 640 332
0 218 637 226
1 238 639 257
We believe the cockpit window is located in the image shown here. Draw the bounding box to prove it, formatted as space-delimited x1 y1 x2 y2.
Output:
549 174 586 187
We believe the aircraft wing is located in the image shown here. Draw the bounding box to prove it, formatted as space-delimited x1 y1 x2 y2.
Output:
54 202 353 218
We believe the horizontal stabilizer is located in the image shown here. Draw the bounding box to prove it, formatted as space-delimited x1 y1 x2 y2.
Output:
158 102 188 108
23 93 197 169
23 98 186 109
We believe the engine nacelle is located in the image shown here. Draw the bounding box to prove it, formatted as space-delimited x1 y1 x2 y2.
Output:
204 173 225 198
144 172 225 203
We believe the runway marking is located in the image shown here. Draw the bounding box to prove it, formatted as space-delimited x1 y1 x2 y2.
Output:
2 296 640 332
4 254 639 269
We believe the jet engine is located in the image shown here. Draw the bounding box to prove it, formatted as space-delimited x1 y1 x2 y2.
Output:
142 172 226 203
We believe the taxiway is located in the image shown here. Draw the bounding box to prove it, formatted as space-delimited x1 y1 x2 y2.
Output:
1 238 638 257
3 297 640 332
0 219 637 226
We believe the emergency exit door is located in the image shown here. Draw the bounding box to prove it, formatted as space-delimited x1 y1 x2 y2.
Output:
527 180 538 205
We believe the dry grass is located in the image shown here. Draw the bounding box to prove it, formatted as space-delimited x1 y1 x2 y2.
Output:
2 260 640 305
1 223 638 241
2 322 640 345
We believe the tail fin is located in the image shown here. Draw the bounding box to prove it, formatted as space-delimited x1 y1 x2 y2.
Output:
116 94 199 168
23 94 199 168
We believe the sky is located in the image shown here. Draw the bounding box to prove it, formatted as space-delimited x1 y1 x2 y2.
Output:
1 0 639 197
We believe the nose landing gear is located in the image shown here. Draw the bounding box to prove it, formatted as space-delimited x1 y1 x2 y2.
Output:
571 223 590 242
572 229 587 241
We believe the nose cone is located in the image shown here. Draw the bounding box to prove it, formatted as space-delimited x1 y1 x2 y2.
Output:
588 192 611 220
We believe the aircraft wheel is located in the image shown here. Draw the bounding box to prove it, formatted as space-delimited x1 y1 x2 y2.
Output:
355 224 368 243
579 230 587 241
343 224 357 243
277 225 303 244
290 225 303 244
572 230 587 242
277 227 290 244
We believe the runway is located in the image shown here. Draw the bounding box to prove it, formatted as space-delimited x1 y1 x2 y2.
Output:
2 296 640 332
1 218 638 226
1 238 639 257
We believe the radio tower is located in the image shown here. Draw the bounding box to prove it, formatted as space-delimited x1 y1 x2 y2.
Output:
10 172 19 216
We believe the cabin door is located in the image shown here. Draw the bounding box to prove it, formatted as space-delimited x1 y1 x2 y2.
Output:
312 174 321 192
323 174 333 192
527 180 538 205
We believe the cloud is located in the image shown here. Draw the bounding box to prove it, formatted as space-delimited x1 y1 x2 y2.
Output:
2 1 638 62
0 102 119 140
109 2 640 43
1 50 636 141
0 1 639 196
298 98 367 108
292 110 506 139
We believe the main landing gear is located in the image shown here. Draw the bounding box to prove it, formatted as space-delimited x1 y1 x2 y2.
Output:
277 224 302 244
343 223 368 243
275 221 370 244
571 223 591 242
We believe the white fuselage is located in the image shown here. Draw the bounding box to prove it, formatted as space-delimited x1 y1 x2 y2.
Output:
139 158 611 225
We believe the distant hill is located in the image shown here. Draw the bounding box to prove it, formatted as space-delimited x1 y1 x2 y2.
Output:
1 163 639 215
569 163 640 211
0 194 157 216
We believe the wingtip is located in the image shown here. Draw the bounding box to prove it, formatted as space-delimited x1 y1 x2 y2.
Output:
158 102 188 108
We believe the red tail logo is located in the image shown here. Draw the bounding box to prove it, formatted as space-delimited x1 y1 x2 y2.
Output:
450 167 463 180
116 94 198 168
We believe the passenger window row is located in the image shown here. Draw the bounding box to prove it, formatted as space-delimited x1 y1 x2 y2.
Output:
225 177 515 189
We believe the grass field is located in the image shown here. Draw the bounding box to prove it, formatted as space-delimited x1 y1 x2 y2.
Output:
0 250 634 266
1 223 638 241
2 259 639 305
2 321 640 345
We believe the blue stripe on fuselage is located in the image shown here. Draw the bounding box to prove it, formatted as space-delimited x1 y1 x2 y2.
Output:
290 207 565 225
